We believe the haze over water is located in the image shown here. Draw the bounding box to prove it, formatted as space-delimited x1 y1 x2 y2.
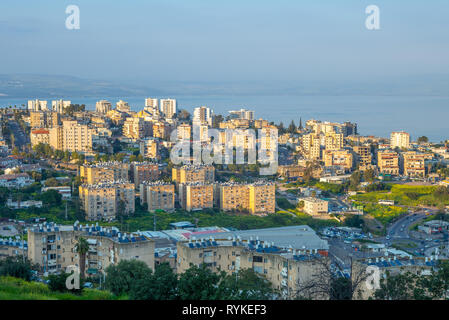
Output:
2 94 448 142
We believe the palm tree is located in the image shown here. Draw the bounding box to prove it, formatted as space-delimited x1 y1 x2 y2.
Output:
75 237 89 279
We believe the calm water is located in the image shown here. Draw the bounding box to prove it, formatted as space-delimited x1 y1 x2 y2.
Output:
1 95 448 142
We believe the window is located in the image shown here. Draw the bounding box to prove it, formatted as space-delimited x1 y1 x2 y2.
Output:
253 256 263 263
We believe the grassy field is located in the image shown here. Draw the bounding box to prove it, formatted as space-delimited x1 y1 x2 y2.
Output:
350 184 449 207
0 276 120 300
351 201 408 225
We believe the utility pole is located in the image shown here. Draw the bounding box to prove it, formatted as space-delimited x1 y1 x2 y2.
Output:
154 213 156 231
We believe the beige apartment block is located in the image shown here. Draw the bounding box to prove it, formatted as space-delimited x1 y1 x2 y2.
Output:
301 133 321 160
323 149 353 171
352 145 372 169
402 152 426 177
391 131 410 149
176 238 329 299
303 197 329 216
132 162 160 187
95 100 112 114
324 132 344 151
27 222 154 276
172 165 215 185
30 111 60 129
179 182 214 211
123 117 151 140
80 162 129 184
377 150 400 175
248 182 276 215
139 138 159 159
79 181 135 221
140 181 175 211
50 120 94 153
30 129 50 147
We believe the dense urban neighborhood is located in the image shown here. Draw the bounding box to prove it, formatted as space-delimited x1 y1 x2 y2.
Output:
0 98 448 300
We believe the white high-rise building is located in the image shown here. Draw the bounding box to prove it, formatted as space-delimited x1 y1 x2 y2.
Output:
28 99 48 111
52 100 72 113
391 131 410 149
229 108 255 121
193 106 213 126
160 99 177 119
96 100 112 114
145 98 158 109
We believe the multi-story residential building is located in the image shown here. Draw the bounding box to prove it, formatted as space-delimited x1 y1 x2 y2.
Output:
217 182 275 215
30 111 60 128
324 132 344 151
179 182 214 211
193 106 213 126
0 239 27 260
277 165 306 180
51 100 71 113
301 133 321 160
30 129 50 147
176 123 191 141
176 225 329 299
80 162 129 184
391 131 410 149
50 120 94 153
160 99 177 119
140 181 175 212
302 198 329 216
132 162 160 187
352 145 372 170
95 100 112 114
306 120 357 137
123 117 151 140
323 149 353 171
248 182 276 215
377 150 400 175
152 121 171 140
106 109 127 125
27 222 154 276
402 152 426 177
0 173 34 188
116 100 131 113
139 138 159 159
228 109 255 121
172 164 215 186
79 181 135 221
145 98 158 109
28 99 48 111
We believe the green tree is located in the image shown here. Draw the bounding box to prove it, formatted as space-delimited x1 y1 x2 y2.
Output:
129 262 178 300
0 256 34 281
48 272 83 294
417 136 429 144
75 237 89 279
221 268 274 300
105 260 153 296
178 264 226 300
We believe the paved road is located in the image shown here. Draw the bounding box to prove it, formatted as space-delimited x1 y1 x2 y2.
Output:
8 120 28 149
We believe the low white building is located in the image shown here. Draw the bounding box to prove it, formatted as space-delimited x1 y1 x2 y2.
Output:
0 173 34 188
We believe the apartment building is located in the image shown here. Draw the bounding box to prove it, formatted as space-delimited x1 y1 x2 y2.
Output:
123 117 151 140
324 132 344 151
302 198 329 216
27 222 154 276
52 100 71 113
228 109 255 121
145 98 158 109
95 100 112 114
248 182 276 215
30 111 60 128
402 152 426 178
50 120 94 153
132 162 160 187
352 145 372 170
152 121 171 140
79 181 135 221
176 225 330 299
179 182 214 211
140 181 175 212
193 106 213 126
176 123 191 141
30 129 50 147
80 162 129 184
28 99 48 111
391 131 410 149
172 164 215 185
323 149 353 171
139 138 159 159
0 239 27 260
277 165 306 180
116 100 130 113
377 150 400 175
160 99 177 119
301 133 321 160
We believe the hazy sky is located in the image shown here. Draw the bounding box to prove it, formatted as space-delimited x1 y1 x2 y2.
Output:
1 0 448 84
